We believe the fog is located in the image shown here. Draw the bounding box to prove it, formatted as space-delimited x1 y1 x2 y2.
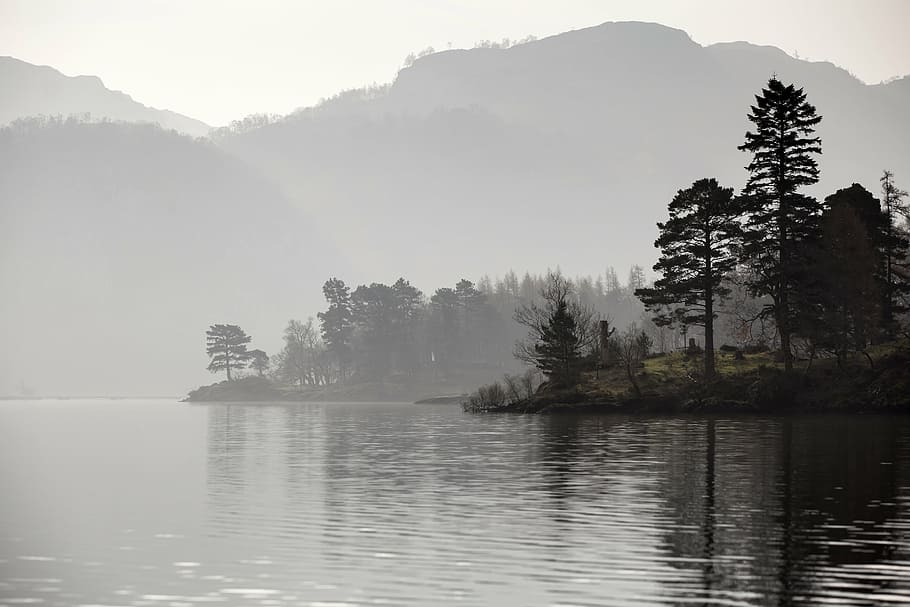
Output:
1 21 908 396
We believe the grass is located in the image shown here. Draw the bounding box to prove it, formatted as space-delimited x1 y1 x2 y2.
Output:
512 339 910 414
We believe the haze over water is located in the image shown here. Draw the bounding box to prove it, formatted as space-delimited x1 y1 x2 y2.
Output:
1 399 908 606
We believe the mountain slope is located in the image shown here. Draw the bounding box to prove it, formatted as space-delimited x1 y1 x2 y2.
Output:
0 56 209 136
218 21 910 287
0 119 345 396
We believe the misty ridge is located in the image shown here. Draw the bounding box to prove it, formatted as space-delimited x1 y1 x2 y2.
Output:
2 21 909 397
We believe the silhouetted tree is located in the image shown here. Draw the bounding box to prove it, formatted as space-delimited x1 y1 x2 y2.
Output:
801 202 880 364
248 349 269 377
351 283 397 379
636 178 741 378
738 77 823 371
818 184 894 345
429 287 459 373
455 278 490 362
880 171 910 337
318 278 354 380
205 324 252 380
391 278 425 374
514 273 596 388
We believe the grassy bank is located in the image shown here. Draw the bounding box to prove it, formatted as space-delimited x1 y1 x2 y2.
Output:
465 341 910 414
186 371 483 403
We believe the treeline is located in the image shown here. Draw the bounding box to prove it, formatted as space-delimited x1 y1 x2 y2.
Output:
202 262 782 386
265 270 660 387
637 78 909 380
494 76 910 397
202 267 685 385
202 77 909 394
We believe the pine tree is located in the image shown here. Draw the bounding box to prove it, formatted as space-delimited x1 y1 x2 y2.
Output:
738 77 823 371
205 324 252 380
636 178 741 378
514 273 595 388
391 277 424 374
318 278 355 381
533 299 583 387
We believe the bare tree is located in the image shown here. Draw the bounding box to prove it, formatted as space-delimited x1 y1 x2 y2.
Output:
612 323 652 397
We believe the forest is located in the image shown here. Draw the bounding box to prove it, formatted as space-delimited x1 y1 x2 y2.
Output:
196 77 910 410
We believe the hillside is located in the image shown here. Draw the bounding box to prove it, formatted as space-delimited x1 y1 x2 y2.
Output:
0 118 345 396
218 22 910 288
0 56 209 136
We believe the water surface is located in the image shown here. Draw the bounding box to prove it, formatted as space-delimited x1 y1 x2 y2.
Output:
1 399 909 606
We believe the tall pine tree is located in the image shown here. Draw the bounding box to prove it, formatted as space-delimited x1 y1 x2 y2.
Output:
738 77 823 371
636 178 741 379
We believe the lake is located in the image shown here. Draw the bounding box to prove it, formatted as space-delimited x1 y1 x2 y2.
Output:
1 399 908 606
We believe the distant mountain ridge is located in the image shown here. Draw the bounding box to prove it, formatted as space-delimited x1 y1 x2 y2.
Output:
216 21 910 285
0 56 210 136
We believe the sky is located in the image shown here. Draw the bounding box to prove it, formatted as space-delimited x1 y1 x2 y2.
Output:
2 0 909 126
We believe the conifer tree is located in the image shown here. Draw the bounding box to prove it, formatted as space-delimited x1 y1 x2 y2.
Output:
318 278 355 380
534 299 583 387
636 178 741 378
205 324 252 380
514 273 595 388
738 77 823 371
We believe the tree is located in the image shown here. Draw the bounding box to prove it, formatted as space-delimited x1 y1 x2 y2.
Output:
351 283 397 379
278 318 324 386
514 273 596 388
610 324 652 397
627 265 647 292
429 287 459 373
205 324 252 380
318 278 354 381
738 77 823 371
801 202 880 364
880 171 910 337
391 278 424 374
248 349 269 377
636 178 741 378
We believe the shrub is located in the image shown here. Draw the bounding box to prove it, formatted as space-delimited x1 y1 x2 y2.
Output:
462 381 507 413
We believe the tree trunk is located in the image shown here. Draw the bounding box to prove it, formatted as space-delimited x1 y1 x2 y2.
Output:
704 294 716 379
704 239 716 379
778 304 793 372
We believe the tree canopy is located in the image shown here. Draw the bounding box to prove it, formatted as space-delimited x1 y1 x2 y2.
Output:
636 178 741 378
205 324 252 381
738 77 823 371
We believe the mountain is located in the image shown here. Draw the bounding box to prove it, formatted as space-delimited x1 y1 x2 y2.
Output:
218 21 910 288
4 21 909 396
0 56 209 136
0 118 345 396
